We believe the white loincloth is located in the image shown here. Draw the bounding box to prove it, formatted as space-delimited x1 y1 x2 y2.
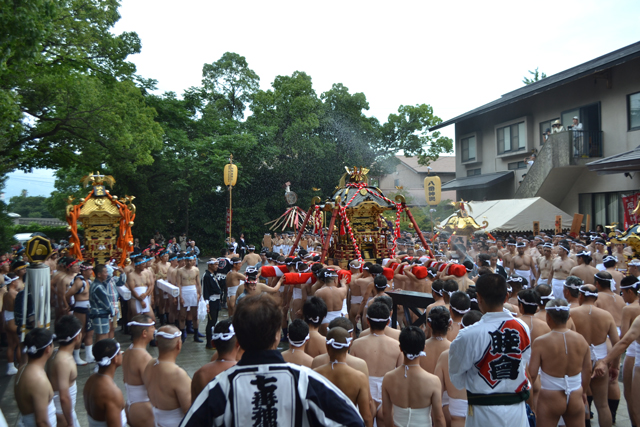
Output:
53 381 80 427
227 284 240 298
18 400 57 427
441 390 449 406
152 406 185 427
134 287 151 313
341 299 348 316
539 370 581 404
590 342 608 365
181 285 198 311
464 403 527 427
322 310 342 325
392 404 432 427
514 269 532 284
537 279 548 286
292 287 302 300
87 409 126 427
627 341 638 358
448 397 468 418
125 383 150 409
596 264 605 271
4 311 14 321
350 295 363 305
369 376 383 411
551 278 565 299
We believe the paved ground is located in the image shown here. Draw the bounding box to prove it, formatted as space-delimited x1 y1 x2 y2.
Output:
0 259 634 426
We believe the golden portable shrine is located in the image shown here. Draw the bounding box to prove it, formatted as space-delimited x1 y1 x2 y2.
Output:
289 167 433 267
65 173 135 266
434 200 489 242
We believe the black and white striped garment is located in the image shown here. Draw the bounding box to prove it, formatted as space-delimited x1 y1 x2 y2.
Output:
180 350 364 427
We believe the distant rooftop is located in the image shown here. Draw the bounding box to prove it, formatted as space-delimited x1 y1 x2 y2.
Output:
396 155 455 174
429 40 640 131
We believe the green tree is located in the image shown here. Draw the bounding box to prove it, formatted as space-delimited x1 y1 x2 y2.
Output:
0 0 163 175
201 52 260 120
0 177 16 251
7 191 53 218
523 67 547 85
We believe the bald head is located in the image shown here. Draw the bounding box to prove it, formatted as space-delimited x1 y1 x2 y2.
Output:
156 325 181 353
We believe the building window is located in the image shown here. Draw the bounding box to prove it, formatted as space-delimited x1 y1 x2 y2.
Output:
497 122 526 154
467 168 481 177
461 136 476 162
394 178 400 187
579 191 629 231
629 92 640 131
508 161 527 170
539 119 558 145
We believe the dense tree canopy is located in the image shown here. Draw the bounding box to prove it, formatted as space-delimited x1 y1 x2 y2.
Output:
1 1 453 252
7 191 53 218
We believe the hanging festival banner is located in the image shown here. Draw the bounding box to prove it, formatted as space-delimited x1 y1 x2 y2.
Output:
424 176 441 206
569 214 584 238
532 221 540 236
622 193 640 229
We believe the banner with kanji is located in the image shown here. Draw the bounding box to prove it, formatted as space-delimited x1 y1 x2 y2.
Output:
623 193 640 229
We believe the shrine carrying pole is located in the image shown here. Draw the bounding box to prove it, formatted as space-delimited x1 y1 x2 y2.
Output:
321 204 339 263
404 203 435 258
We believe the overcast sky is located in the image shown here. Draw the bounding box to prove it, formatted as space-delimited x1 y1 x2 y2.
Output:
4 0 639 200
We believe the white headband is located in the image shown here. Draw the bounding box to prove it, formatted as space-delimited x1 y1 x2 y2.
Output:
546 305 570 311
326 337 352 349
26 336 54 354
620 280 640 290
366 316 391 323
579 287 598 298
470 298 478 303
307 316 320 323
207 259 218 265
127 321 155 327
97 342 121 367
540 294 554 301
288 334 310 347
577 251 591 257
58 329 81 343
559 245 570 253
451 306 471 314
517 296 538 306
406 351 426 361
155 330 181 339
603 255 617 263
508 277 523 283
212 325 235 341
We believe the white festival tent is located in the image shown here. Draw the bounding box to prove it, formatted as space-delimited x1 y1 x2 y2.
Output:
439 197 574 233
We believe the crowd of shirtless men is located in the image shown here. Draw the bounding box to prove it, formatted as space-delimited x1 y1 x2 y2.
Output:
5 228 640 427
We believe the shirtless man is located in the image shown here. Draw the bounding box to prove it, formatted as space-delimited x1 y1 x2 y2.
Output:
402 262 430 293
593 271 626 423
421 306 451 374
383 326 445 427
435 311 482 427
425 279 445 318
510 243 535 285
84 339 127 427
240 245 261 270
351 302 402 425
53 258 76 320
48 316 82 427
176 255 203 343
224 257 245 316
536 244 554 286
503 239 517 276
191 319 238 401
165 254 180 326
128 256 156 322
529 299 590 427
314 327 373 427
447 291 471 342
65 261 94 365
4 275 21 374
303 297 328 357
315 269 348 335
548 242 575 299
350 261 372 329
569 252 599 285
359 295 400 340
153 251 170 325
122 315 155 427
143 326 191 427
311 317 370 376
15 328 56 427
619 276 640 426
593 240 607 268
571 285 619 427
281 319 313 367
359 271 390 330
603 256 624 293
